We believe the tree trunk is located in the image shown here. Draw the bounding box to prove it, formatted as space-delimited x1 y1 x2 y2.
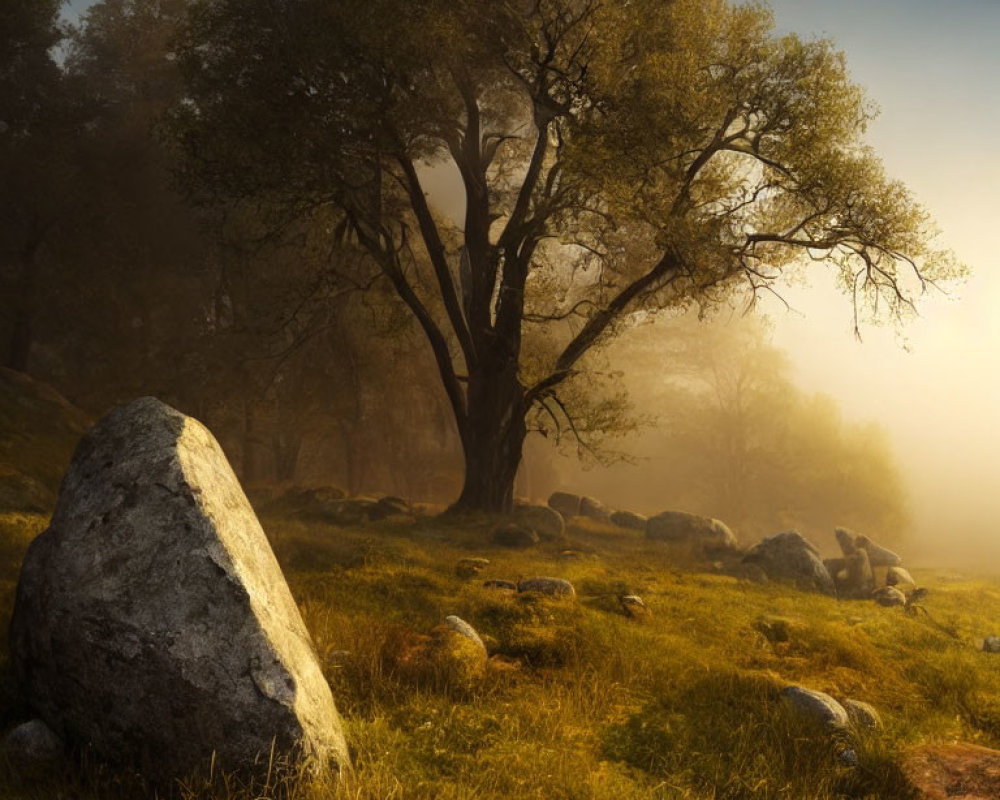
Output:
451 360 527 514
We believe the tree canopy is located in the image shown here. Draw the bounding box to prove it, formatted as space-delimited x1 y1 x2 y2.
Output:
173 0 959 511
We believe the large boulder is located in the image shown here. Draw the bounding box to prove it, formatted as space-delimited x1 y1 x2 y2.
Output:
547 491 581 519
9 398 349 782
742 531 835 595
646 510 738 553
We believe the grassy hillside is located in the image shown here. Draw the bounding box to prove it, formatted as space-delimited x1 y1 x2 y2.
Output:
0 369 90 513
1 508 999 799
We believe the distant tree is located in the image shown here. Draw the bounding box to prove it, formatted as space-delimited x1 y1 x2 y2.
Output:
556 313 910 542
172 0 957 512
0 0 69 371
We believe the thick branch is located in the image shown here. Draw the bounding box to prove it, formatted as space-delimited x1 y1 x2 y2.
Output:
395 153 477 368
525 247 684 405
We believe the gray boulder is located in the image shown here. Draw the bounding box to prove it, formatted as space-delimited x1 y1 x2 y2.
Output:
579 495 612 522
983 636 1000 653
855 534 903 568
646 511 738 553
2 719 63 769
836 549 875 599
781 686 849 729
834 527 858 556
9 397 348 782
843 699 882 731
547 492 581 519
610 510 647 531
517 577 576 597
886 566 916 589
742 531 835 595
492 523 539 549
444 616 487 656
872 586 907 607
513 502 566 541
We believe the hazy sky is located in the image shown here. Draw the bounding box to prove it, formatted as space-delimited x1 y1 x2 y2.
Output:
758 0 1000 562
61 0 1000 562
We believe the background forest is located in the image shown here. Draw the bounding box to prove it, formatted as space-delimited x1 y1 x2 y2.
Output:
3 0 909 545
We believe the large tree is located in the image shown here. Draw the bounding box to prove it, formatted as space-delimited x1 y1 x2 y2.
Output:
174 0 958 512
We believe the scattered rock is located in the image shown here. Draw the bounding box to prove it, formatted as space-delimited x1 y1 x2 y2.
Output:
983 636 1000 653
443 616 487 657
837 549 875 599
755 616 794 644
837 747 859 767
610 510 647 531
646 511 739 553
2 719 63 769
512 502 566 541
491 523 539 549
843 699 882 731
547 491 581 519
903 742 1000 800
517 577 576 597
742 531 835 595
579 495 612 522
426 623 487 686
483 579 517 591
456 557 490 579
886 566 916 589
780 686 849 729
872 586 907 607
855 534 903 568
375 495 411 517
834 527 858 556
9 397 349 782
619 595 650 619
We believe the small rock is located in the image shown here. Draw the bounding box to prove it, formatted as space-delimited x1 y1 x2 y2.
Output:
872 586 907 607
837 747 859 767
610 510 647 531
512 503 566 541
456 557 490 579
443 616 486 656
579 495 612 522
491 523 539 549
781 686 849 729
620 595 650 619
854 534 903 568
483 579 517 591
517 577 576 597
3 719 63 769
547 491 581 519
983 636 1000 653
843 699 882 731
646 511 739 553
886 566 916 589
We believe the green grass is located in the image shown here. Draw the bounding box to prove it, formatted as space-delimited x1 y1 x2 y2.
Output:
2 509 1000 798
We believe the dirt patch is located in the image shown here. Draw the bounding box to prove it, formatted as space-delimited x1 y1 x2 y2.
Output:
903 743 1000 799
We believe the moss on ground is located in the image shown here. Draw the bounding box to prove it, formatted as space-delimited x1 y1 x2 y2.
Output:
1 510 998 798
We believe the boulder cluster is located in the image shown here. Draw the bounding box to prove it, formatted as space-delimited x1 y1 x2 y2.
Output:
544 492 738 555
